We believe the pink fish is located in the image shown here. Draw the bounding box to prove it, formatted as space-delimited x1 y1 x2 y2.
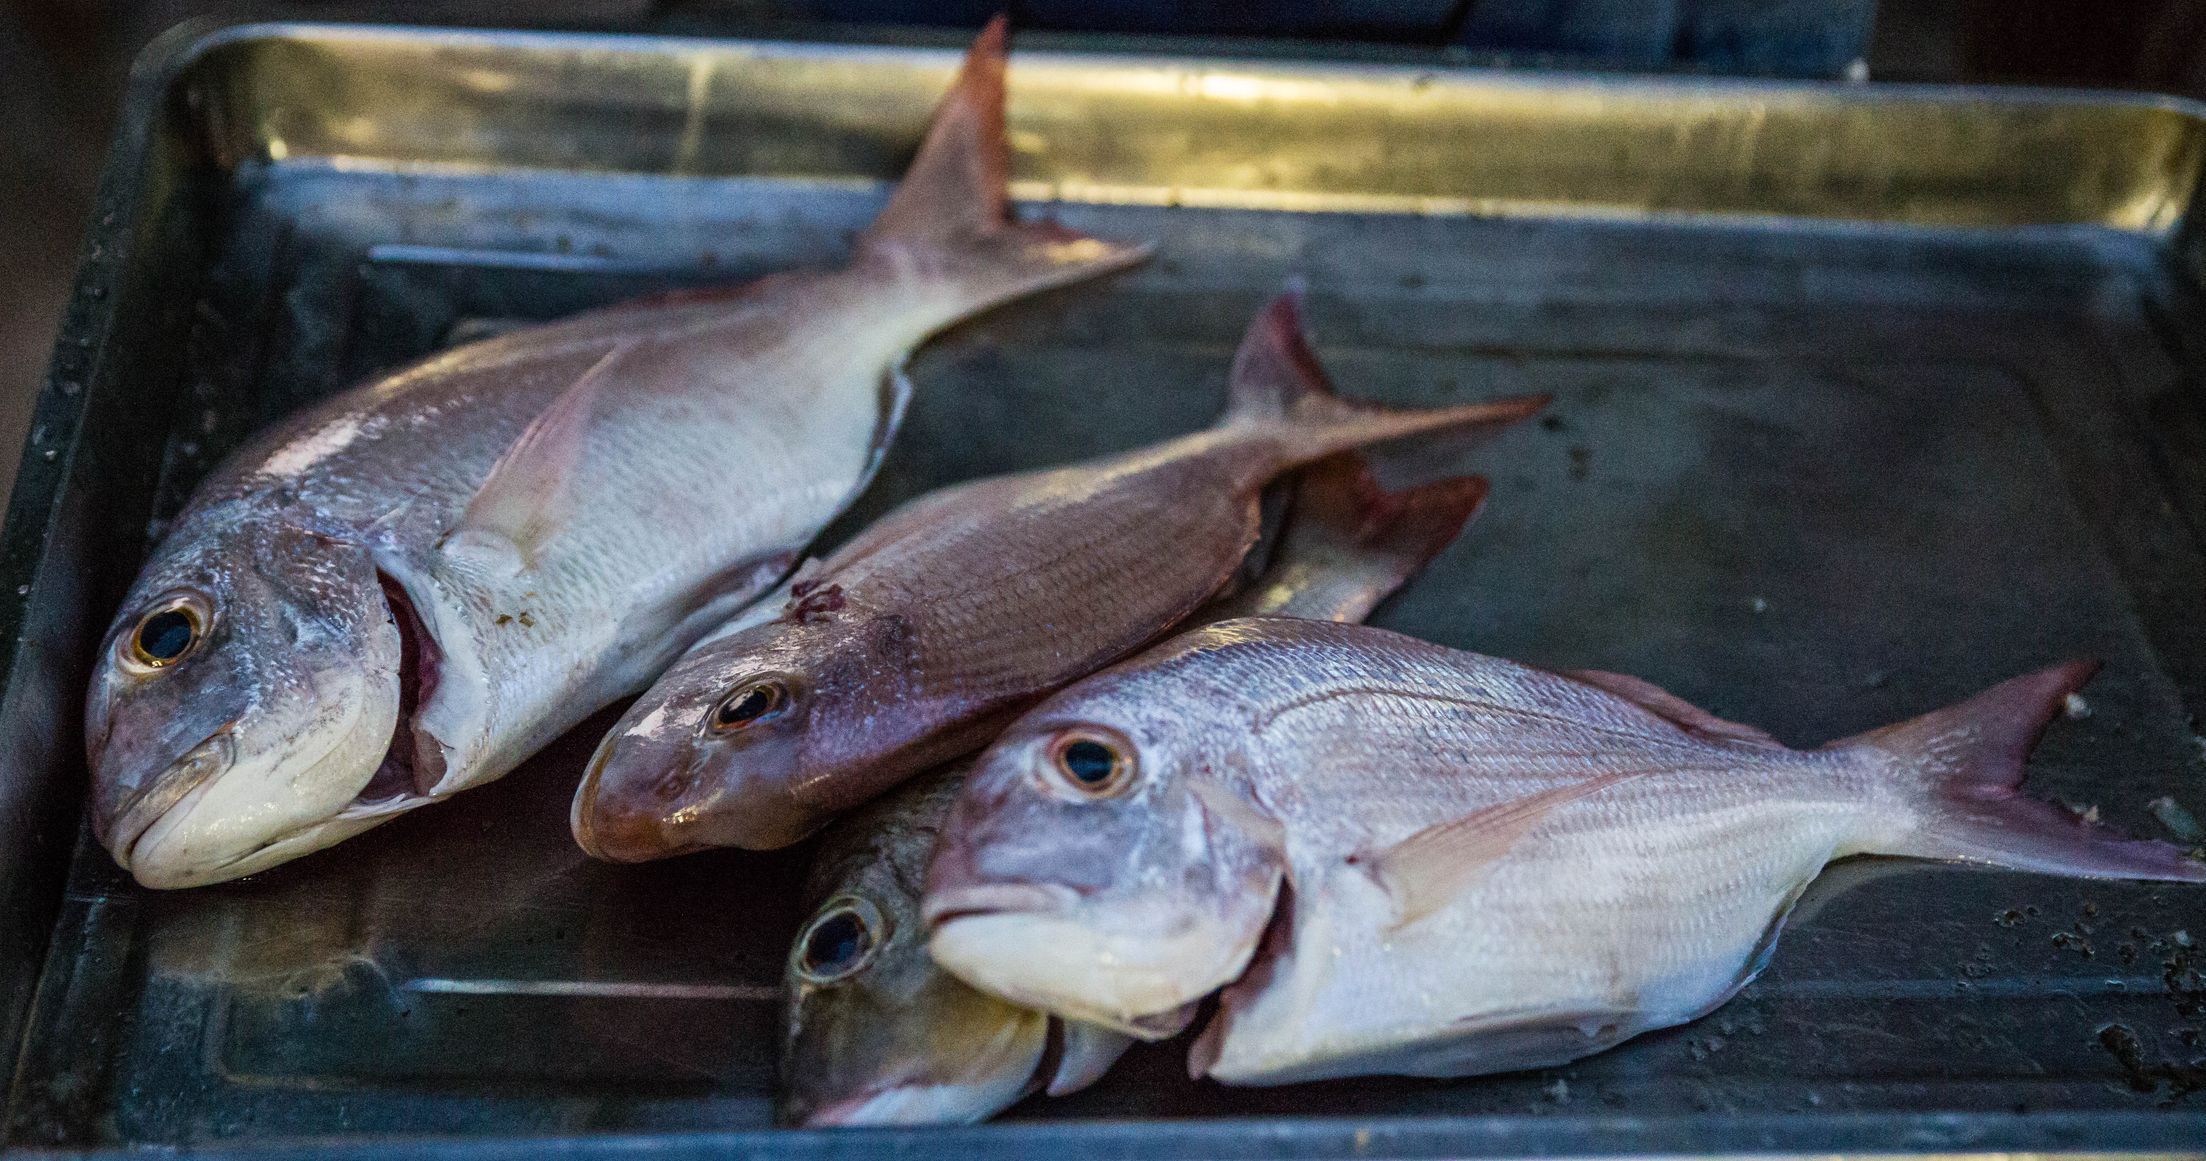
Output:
570 292 1548 859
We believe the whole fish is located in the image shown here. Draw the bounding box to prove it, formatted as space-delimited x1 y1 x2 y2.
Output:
571 292 1547 859
925 619 2206 1084
84 19 1147 888
779 455 1489 1126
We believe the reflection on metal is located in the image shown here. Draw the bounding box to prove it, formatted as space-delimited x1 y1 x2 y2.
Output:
183 25 2206 232
408 978 780 1001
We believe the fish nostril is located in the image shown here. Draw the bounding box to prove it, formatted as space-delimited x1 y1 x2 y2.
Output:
651 767 692 802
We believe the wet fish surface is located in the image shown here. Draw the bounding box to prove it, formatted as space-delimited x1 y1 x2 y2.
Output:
778 455 1489 1126
84 19 1147 888
925 618 2206 1085
572 292 1547 860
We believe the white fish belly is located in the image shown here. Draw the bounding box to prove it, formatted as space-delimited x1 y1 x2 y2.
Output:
1205 788 1866 1085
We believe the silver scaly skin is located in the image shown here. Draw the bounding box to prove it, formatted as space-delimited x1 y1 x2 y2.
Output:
85 19 1147 888
927 619 2205 1085
778 455 1487 1126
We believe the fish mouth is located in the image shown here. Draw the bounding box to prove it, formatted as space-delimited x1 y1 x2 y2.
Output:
789 1008 1056 1128
926 894 1233 1040
111 574 446 889
920 882 1080 929
570 732 707 862
799 1083 1002 1128
108 730 236 869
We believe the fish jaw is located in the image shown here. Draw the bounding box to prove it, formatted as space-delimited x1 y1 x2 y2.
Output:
88 519 409 889
116 660 402 888
798 1077 1029 1128
925 891 1260 1039
571 632 824 860
574 616 894 857
782 998 1050 1127
571 723 714 862
922 712 1285 1036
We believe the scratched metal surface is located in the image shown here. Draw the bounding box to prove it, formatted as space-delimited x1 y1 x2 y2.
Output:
4 23 2206 1157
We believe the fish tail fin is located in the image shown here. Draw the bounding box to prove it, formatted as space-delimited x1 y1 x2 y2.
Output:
858 17 1149 309
1244 455 1486 623
1839 659 2206 881
1219 289 1548 464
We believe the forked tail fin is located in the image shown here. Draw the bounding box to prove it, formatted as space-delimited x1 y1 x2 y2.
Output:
1219 290 1548 466
858 17 1149 308
1839 660 2205 881
1209 454 1487 624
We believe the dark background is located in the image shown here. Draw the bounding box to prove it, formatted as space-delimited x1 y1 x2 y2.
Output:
3 0 2203 516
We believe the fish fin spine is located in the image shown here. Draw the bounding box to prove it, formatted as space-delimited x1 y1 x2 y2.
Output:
1563 668 1783 748
858 17 1148 309
1842 659 2205 882
1220 290 1547 465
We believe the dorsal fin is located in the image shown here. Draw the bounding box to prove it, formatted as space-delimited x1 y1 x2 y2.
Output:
442 343 627 573
1348 767 1648 930
1564 668 1783 748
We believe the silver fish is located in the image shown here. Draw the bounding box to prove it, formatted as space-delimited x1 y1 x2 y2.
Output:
571 291 1546 859
778 455 1489 1126
926 618 2206 1084
84 19 1147 888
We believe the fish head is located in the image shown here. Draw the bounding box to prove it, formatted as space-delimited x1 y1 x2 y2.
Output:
779 863 1054 1126
922 677 1284 1037
87 515 403 889
575 610 913 858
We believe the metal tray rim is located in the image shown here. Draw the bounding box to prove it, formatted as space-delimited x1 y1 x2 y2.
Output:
167 18 2206 123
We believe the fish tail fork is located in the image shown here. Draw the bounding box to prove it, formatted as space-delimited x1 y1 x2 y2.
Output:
1839 659 2206 882
1219 290 1549 466
858 16 1150 309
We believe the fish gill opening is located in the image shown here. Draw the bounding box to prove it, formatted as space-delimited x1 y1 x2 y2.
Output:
358 572 447 805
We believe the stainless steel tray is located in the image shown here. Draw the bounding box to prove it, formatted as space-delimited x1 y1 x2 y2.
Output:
3 21 2204 1158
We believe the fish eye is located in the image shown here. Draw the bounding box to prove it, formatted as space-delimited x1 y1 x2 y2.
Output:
122 595 210 672
1048 730 1136 798
793 897 885 985
710 679 788 733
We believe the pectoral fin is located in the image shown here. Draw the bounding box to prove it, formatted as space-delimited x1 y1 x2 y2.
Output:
1349 768 1644 929
1564 668 1782 748
442 343 627 572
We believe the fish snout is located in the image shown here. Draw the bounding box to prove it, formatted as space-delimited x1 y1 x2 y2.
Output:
102 730 236 867
570 737 705 862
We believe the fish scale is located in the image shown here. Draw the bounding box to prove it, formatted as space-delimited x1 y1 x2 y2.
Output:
84 19 1150 888
572 292 1547 858
779 452 1490 1126
926 617 2204 1086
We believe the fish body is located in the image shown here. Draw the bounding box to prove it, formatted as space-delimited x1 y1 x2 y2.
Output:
85 20 1147 888
778 456 1488 1126
926 618 2206 1084
572 292 1546 859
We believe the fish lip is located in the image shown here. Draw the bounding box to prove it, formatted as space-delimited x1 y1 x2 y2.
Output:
107 729 237 869
569 731 618 860
795 1089 896 1127
571 730 710 862
920 882 1081 930
798 1094 926 1130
